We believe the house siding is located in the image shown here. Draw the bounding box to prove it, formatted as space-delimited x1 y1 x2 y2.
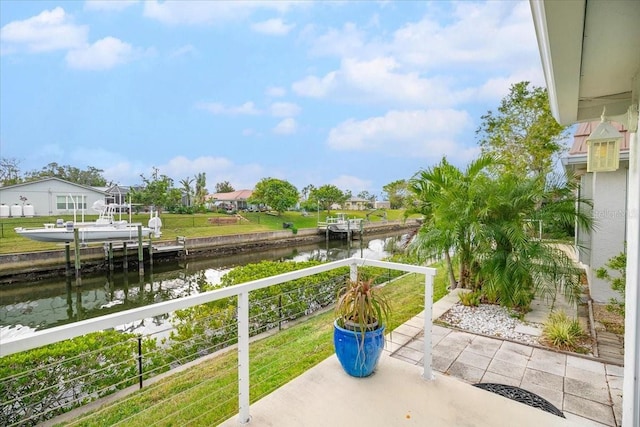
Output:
579 166 629 303
0 179 107 217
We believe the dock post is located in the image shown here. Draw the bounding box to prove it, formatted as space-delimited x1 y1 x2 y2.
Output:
108 242 114 271
123 242 128 271
65 243 71 277
73 229 81 287
137 225 144 277
148 236 154 267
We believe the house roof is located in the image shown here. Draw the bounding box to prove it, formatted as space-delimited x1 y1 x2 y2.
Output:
569 120 631 155
206 189 253 201
0 177 108 195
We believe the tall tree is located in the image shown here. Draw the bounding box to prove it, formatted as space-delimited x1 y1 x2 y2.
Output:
195 172 208 206
309 185 348 213
24 163 107 186
476 81 568 179
249 178 299 215
130 171 182 212
0 157 21 186
215 181 235 193
382 179 408 209
179 177 194 206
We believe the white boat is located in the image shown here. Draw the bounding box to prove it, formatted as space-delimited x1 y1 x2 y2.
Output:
14 201 162 243
320 213 363 233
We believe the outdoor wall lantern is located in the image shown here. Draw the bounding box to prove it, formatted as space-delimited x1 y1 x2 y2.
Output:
587 108 623 172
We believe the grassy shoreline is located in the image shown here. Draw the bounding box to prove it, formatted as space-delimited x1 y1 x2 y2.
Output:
0 210 418 254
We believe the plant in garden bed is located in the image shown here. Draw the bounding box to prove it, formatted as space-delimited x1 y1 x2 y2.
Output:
458 290 481 307
596 250 626 318
542 311 588 353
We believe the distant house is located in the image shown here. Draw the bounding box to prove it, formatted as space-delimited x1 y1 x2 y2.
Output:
563 120 631 303
0 177 108 217
343 197 371 211
206 189 254 211
374 200 391 209
103 185 138 205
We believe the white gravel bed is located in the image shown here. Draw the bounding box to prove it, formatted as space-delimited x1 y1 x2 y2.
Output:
439 303 541 346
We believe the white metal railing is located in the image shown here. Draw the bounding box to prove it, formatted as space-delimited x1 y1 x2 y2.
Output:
1 256 436 425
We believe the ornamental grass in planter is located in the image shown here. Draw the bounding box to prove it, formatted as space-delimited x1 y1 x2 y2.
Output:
333 275 392 377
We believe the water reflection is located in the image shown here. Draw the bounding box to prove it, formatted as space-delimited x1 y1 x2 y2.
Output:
0 233 407 339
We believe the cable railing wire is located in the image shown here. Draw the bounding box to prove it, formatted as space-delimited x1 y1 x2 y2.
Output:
2 266 425 426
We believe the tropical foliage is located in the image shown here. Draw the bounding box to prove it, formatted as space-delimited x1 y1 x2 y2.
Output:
542 311 585 351
409 156 592 309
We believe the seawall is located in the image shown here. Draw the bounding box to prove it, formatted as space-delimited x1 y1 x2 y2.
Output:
0 220 420 284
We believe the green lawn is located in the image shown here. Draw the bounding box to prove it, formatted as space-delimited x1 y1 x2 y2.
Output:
0 210 418 254
59 268 447 426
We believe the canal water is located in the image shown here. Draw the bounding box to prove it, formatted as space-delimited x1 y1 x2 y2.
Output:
0 233 409 339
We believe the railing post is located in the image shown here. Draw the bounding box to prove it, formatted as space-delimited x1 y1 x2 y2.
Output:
349 262 358 282
423 270 436 381
138 336 143 389
238 291 250 424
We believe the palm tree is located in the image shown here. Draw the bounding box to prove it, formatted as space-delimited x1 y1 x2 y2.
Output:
474 172 593 308
195 172 207 206
179 177 194 207
408 155 494 289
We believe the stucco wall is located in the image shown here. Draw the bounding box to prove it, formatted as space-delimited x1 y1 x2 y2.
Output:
0 180 106 216
588 167 628 303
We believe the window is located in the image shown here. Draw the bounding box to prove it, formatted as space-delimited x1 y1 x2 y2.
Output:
56 195 87 210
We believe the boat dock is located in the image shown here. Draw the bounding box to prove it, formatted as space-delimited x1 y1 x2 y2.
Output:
317 213 364 239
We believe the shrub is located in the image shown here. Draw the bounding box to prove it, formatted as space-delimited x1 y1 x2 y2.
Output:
542 311 584 351
459 290 481 307
596 251 626 316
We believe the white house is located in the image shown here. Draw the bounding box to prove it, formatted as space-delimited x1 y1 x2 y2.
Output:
343 197 370 211
0 177 108 217
564 121 631 302
531 1 640 425
206 189 254 211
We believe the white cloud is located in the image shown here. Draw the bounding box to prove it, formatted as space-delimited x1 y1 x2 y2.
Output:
270 102 300 118
273 118 297 135
251 18 295 36
0 7 88 53
266 86 286 97
306 22 366 58
294 1 542 109
143 0 298 25
389 2 539 72
84 0 139 12
293 57 467 108
169 44 197 59
327 109 478 161
66 37 135 70
197 101 261 115
330 175 373 193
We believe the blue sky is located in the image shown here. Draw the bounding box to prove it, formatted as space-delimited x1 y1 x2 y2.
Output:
1 0 549 198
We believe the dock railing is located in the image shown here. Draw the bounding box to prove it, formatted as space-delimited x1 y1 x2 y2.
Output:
1 257 436 425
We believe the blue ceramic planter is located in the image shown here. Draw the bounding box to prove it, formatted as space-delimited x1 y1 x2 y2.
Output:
333 320 385 377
